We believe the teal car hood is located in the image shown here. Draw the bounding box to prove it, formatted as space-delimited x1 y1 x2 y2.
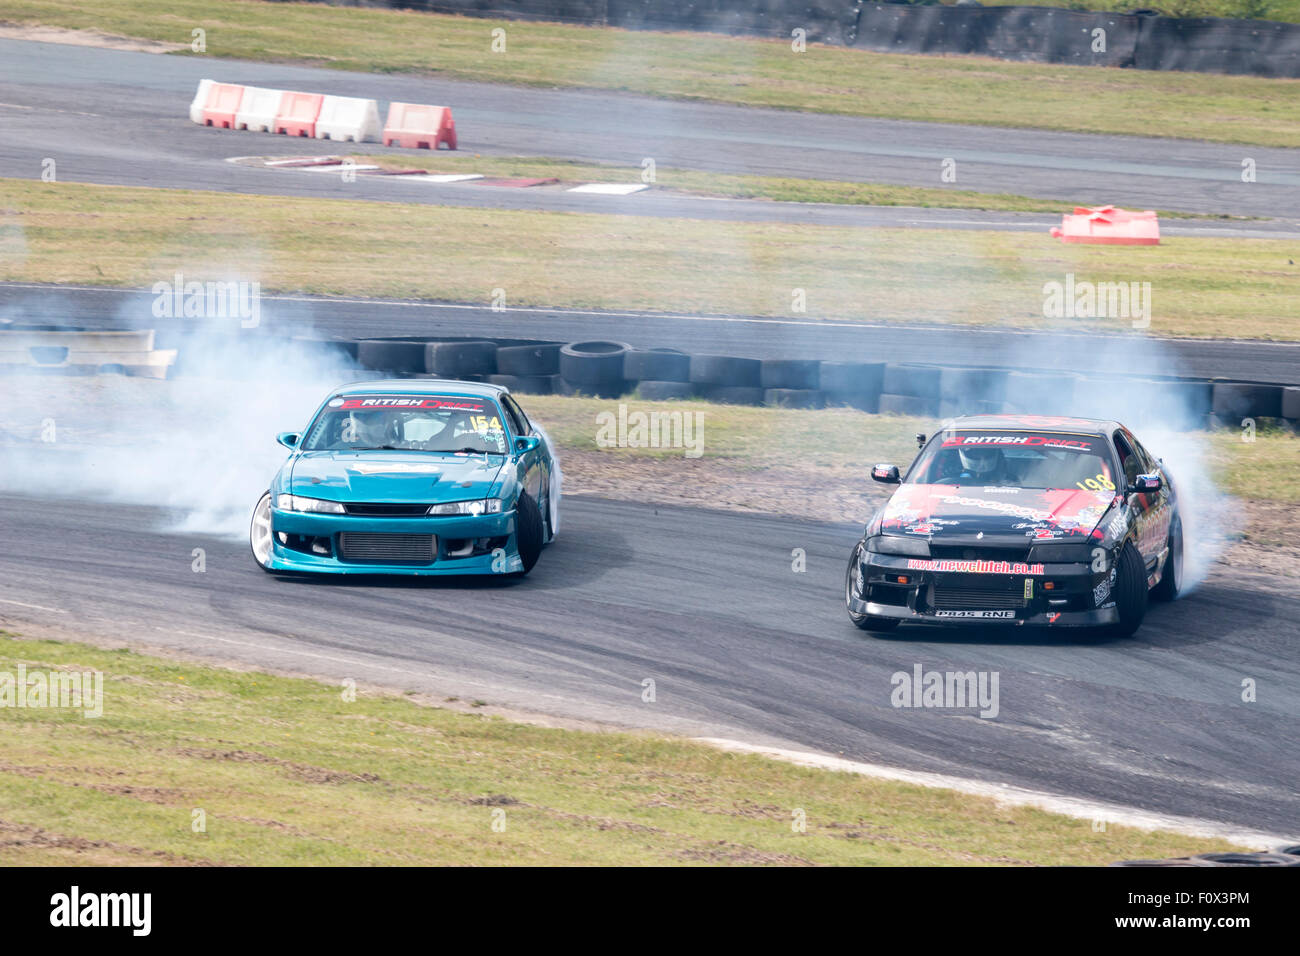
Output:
288 451 505 503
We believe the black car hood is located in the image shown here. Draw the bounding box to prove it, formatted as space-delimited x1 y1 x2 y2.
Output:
879 483 1116 543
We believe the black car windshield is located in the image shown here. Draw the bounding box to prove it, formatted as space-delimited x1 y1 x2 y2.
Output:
302 395 509 454
909 431 1117 491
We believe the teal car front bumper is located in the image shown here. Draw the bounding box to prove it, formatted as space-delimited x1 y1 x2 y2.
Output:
265 506 524 575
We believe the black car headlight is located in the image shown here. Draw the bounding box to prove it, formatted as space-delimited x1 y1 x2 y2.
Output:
865 535 930 558
1027 542 1097 564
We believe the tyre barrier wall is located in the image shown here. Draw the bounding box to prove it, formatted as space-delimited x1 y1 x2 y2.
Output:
24 328 1295 426
343 334 1300 426
297 1 1300 78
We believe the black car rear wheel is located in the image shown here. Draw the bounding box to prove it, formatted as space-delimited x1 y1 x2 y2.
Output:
1151 515 1183 602
846 545 899 632
1110 541 1148 638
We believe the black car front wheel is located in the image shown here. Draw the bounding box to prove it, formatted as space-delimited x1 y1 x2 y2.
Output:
1110 541 1149 638
1151 514 1183 602
512 493 544 575
846 545 900 633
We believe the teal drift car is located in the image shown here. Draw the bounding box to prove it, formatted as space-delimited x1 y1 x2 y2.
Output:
249 380 559 577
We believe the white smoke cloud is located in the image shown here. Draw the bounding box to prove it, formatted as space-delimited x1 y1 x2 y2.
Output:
999 324 1237 594
0 323 365 538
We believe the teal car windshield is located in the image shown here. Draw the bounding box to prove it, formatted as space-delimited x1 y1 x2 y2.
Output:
302 395 510 454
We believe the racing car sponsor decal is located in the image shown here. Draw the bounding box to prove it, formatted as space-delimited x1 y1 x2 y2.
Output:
934 609 1015 619
880 485 1113 539
338 396 490 411
907 558 1045 575
942 435 1094 451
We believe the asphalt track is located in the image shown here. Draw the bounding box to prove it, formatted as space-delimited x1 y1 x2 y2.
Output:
2 37 1300 228
4 282 1299 386
1 493 1296 837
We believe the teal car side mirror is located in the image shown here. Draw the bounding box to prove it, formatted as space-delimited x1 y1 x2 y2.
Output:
276 432 301 450
514 435 541 455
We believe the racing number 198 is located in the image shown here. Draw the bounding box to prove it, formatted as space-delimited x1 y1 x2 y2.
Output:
1076 473 1115 492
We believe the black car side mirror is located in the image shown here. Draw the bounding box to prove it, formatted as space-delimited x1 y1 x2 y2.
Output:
871 464 901 484
1132 473 1161 494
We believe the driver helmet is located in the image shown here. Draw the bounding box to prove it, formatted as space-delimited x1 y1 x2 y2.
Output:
344 410 392 446
958 445 1003 476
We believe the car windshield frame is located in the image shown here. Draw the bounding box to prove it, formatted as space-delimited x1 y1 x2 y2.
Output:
300 393 513 456
904 428 1122 492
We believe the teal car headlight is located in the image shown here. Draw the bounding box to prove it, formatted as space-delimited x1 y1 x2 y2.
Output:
276 493 346 515
427 499 504 516
866 534 930 557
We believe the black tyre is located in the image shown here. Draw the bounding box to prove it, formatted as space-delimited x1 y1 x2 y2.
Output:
1110 541 1148 637
496 344 560 376
846 545 900 632
938 367 1008 403
488 374 553 395
1211 382 1283 421
636 380 696 401
559 341 631 387
819 361 884 398
1151 514 1183 602
882 363 942 399
689 354 761 388
426 340 497 378
760 359 820 390
624 348 689 383
513 493 544 575
356 339 427 374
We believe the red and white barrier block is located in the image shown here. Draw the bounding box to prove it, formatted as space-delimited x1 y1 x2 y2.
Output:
382 103 457 150
1050 205 1160 245
189 80 383 144
196 81 246 129
316 95 382 143
235 87 285 133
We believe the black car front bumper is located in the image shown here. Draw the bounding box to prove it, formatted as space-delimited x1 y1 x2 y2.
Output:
850 551 1118 627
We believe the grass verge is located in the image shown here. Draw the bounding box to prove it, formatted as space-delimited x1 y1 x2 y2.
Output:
352 152 1221 218
3 179 1298 338
1 1 1299 145
0 631 1245 865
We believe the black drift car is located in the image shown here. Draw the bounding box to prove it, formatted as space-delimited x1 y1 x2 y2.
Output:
845 415 1183 637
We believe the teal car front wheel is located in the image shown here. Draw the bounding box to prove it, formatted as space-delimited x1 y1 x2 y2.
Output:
250 491 275 572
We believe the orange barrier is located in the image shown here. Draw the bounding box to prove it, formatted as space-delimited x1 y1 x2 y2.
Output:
274 92 324 138
200 83 247 129
382 103 457 150
1050 206 1160 245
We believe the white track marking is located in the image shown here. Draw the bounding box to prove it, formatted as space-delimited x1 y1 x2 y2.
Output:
698 737 1299 851
0 598 66 613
